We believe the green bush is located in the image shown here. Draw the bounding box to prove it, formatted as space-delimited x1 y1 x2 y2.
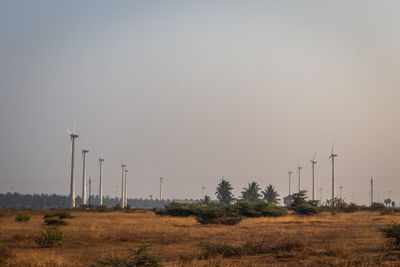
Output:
44 218 68 226
194 205 242 225
0 211 4 218
95 246 161 267
233 201 288 218
381 223 400 245
343 203 359 213
198 242 246 258
44 211 74 219
292 203 320 215
154 202 196 217
370 202 385 211
15 214 30 222
35 226 64 248
113 204 123 211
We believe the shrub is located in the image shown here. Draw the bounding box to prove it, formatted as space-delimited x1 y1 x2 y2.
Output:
44 211 74 219
381 223 400 245
233 201 288 218
198 242 246 258
113 204 123 211
35 226 64 248
292 203 320 215
95 246 161 267
194 205 242 225
15 214 30 222
0 211 4 218
343 203 359 213
154 203 196 217
44 218 68 226
370 202 385 211
244 234 304 255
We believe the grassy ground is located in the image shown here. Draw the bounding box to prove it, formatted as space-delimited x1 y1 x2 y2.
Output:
1 210 400 266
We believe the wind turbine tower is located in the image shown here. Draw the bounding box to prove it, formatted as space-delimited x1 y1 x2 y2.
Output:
297 162 303 193
309 153 317 201
329 143 338 205
121 163 126 207
67 127 78 208
124 169 128 208
288 170 293 196
82 149 89 205
160 177 164 200
99 157 105 206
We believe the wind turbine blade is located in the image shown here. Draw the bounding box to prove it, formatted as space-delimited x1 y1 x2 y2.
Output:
331 141 335 154
66 129 72 135
72 122 77 134
313 152 317 161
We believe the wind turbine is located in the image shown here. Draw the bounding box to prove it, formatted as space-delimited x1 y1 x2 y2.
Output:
67 125 78 208
288 170 293 196
309 153 317 201
121 163 126 207
124 169 128 208
82 148 89 205
99 157 105 206
297 162 302 193
329 142 338 205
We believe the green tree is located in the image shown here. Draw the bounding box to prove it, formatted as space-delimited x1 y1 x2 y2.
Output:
215 179 234 205
262 184 280 204
202 195 211 203
241 182 261 202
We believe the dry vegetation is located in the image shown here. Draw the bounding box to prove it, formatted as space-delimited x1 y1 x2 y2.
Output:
1 210 400 266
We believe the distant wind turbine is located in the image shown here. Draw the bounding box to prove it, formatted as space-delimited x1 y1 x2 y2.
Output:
67 125 78 208
82 148 89 205
329 142 338 205
309 153 317 201
288 170 293 196
99 157 105 206
124 169 128 208
297 162 303 193
121 163 126 207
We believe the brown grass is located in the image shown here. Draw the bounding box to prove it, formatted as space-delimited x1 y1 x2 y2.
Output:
1 210 400 266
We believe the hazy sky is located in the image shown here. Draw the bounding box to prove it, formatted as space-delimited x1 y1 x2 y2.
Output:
1 1 399 205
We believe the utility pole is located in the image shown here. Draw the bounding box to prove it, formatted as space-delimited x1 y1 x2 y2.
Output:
339 186 344 199
11 184 14 195
159 177 163 200
370 177 373 206
319 187 323 202
99 158 105 206
115 185 118 199
202 186 206 198
121 163 126 207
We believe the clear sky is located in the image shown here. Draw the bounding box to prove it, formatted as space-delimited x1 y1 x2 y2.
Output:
1 1 399 205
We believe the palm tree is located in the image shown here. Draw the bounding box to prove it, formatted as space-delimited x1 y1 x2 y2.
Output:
262 184 280 204
215 179 234 205
241 182 261 202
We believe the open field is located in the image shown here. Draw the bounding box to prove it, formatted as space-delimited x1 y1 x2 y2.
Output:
1 210 400 266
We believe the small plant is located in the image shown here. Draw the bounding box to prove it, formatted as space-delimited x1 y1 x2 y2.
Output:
14 214 30 222
35 226 64 248
95 246 162 267
0 211 4 218
44 218 68 226
370 202 385 211
44 211 74 219
198 242 246 258
381 223 400 245
113 204 123 210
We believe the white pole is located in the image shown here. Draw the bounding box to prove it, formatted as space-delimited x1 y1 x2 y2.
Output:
124 169 128 208
70 136 77 208
82 150 88 205
121 164 126 207
99 159 104 206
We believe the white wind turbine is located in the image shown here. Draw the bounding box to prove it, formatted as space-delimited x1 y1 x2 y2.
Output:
288 170 293 196
329 142 338 205
121 163 126 207
82 148 89 205
297 162 303 193
309 153 317 201
99 156 105 206
67 125 78 208
124 169 128 208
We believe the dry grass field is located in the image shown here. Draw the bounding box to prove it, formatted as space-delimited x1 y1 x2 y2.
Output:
1 210 400 266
